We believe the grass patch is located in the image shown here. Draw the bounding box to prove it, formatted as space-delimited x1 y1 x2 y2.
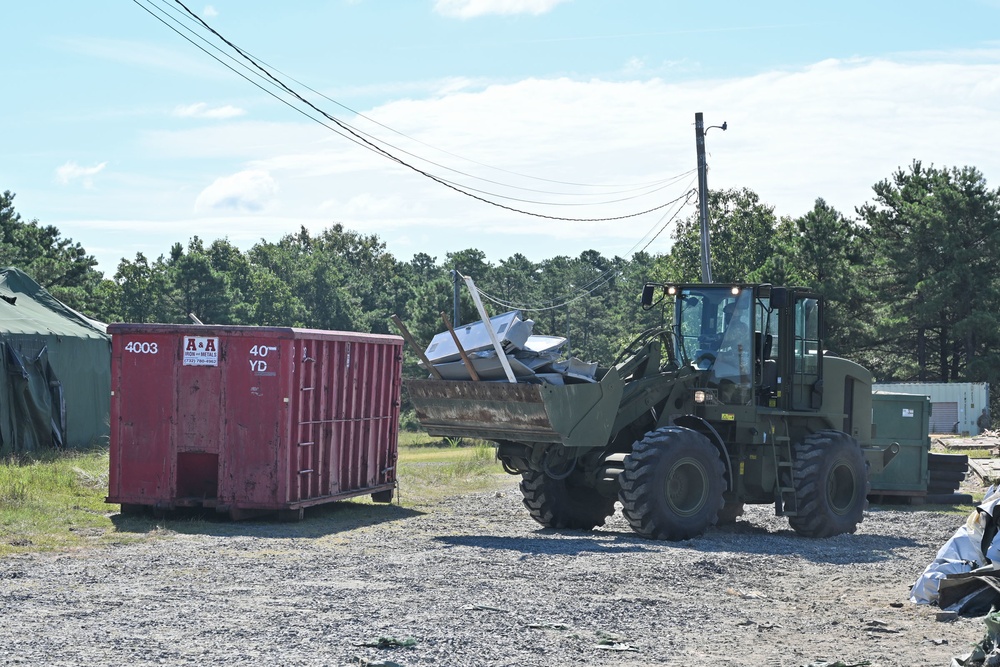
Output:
0 448 134 557
398 431 480 449
945 448 994 459
395 438 509 505
881 502 979 516
0 434 512 555
398 431 440 447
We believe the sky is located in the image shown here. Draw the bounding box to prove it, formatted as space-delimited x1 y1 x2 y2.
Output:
4 0 1000 276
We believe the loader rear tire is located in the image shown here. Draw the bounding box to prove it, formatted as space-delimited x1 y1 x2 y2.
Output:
619 427 726 540
520 470 615 530
787 430 869 538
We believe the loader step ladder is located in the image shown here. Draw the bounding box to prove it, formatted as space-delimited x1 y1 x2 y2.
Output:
773 435 799 516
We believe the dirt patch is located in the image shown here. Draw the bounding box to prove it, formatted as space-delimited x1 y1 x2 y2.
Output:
0 483 985 666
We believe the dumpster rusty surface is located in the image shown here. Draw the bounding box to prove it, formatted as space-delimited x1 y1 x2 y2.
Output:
106 324 402 519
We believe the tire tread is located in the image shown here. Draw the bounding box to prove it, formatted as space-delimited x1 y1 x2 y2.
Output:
619 426 725 540
786 430 869 538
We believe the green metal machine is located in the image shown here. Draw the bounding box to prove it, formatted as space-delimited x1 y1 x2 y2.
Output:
408 282 900 540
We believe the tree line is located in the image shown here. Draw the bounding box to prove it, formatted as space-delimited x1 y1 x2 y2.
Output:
2 159 999 415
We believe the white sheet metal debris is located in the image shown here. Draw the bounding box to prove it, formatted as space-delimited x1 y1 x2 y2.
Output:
424 311 531 364
432 355 536 381
420 310 598 385
551 358 599 382
521 335 566 355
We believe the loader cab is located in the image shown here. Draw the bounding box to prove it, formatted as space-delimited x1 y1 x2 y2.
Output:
661 283 824 411
672 285 754 405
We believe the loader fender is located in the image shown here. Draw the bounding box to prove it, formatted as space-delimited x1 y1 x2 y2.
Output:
670 416 733 491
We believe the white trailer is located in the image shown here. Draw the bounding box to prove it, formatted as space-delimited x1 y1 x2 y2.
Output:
872 382 990 435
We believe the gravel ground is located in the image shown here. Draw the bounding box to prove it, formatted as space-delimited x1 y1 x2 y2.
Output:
0 481 987 667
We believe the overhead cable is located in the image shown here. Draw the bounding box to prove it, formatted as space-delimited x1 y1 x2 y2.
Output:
147 0 694 199
136 0 692 222
474 185 696 313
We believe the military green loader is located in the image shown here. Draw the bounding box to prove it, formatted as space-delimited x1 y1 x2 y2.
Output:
406 283 899 540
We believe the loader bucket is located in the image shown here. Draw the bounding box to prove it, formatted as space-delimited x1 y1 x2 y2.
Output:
405 372 624 448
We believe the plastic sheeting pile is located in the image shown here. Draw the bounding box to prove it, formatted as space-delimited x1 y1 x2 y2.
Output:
911 486 1000 609
420 310 598 385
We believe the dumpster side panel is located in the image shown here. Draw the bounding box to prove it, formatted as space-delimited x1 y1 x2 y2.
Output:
347 338 400 491
219 334 286 508
108 330 178 504
288 336 401 505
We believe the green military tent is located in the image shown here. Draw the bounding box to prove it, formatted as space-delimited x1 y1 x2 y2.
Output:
0 267 110 455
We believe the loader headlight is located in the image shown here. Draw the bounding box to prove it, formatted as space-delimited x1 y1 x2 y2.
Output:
694 390 706 404
667 285 677 296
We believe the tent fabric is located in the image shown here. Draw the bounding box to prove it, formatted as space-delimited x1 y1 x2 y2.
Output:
0 267 110 455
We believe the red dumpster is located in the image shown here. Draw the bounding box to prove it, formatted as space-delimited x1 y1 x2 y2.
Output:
106 324 403 520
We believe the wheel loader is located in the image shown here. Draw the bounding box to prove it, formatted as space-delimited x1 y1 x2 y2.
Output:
406 282 899 540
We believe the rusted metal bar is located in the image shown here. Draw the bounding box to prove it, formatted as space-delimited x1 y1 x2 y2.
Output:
390 314 444 380
440 311 481 381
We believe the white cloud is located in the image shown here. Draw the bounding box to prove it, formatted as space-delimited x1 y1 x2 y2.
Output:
623 57 645 74
434 0 571 18
57 38 227 80
203 5 219 17
55 161 107 188
194 170 278 213
174 102 247 120
74 50 1000 272
323 192 430 218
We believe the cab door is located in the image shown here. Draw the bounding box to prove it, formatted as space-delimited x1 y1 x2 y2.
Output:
790 293 823 411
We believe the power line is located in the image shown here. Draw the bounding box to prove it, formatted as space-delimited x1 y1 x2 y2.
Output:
475 185 695 313
149 0 695 199
137 0 693 222
245 65 693 192
131 1 374 151
160 0 684 214
636 185 698 255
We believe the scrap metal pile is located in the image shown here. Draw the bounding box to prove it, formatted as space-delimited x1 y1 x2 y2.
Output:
419 310 598 385
911 487 1000 665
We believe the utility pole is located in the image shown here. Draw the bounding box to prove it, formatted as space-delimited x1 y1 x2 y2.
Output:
694 112 726 284
695 112 712 283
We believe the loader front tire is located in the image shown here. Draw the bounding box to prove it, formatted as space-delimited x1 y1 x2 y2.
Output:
787 430 869 538
520 470 615 530
619 427 726 540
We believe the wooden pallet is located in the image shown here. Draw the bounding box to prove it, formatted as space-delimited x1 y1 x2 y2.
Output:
969 458 1000 485
937 436 1000 451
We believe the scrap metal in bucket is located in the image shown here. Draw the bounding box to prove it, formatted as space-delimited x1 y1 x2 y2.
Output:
419 310 597 385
